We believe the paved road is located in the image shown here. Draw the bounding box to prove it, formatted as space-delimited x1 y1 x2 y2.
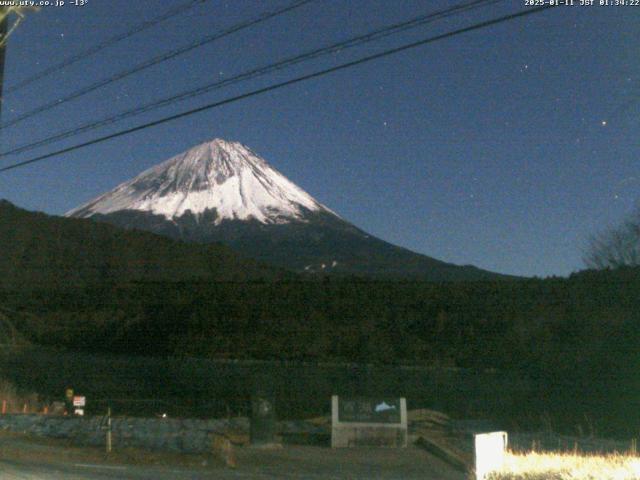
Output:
0 434 466 479
0 453 466 480
1 458 242 479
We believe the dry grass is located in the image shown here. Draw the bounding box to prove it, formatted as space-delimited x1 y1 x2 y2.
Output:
488 451 640 480
0 379 41 413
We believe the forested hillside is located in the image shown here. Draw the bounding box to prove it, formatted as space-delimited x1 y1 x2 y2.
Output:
3 199 640 435
0 200 287 288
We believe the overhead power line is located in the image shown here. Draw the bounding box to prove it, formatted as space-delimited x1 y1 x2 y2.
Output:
0 4 553 174
0 0 505 158
0 0 314 130
5 0 210 95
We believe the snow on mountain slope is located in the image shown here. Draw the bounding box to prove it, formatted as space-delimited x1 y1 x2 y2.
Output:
64 138 509 280
67 139 333 224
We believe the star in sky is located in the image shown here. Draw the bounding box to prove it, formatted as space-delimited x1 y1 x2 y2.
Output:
3 0 635 278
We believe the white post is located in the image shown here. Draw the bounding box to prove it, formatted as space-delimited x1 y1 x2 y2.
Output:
475 431 508 480
106 407 112 454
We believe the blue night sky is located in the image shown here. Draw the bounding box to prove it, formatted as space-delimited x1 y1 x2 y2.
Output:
0 0 638 277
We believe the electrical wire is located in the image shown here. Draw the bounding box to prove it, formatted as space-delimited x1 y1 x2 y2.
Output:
0 0 314 129
4 0 211 94
0 0 505 158
0 4 553 174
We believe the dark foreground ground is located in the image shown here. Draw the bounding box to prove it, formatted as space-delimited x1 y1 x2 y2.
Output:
0 431 465 480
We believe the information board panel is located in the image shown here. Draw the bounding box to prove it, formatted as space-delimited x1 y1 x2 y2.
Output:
338 398 402 424
331 395 407 448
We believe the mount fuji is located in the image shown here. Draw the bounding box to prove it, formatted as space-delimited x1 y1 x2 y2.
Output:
67 139 504 280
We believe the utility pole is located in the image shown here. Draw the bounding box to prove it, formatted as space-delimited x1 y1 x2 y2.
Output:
0 7 38 122
0 7 8 121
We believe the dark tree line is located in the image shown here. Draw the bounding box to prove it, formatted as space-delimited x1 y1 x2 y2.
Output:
585 207 640 269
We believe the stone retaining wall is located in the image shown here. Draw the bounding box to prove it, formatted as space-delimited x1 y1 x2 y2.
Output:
0 414 250 453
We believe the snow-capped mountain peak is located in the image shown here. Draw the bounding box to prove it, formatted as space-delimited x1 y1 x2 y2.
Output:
67 139 332 225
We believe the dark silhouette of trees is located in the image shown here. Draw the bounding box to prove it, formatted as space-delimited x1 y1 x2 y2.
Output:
584 208 640 269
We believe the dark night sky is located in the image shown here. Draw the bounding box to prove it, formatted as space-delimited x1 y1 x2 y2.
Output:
0 0 638 277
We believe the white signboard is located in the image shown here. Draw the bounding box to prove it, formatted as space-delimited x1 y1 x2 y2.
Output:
73 396 86 407
331 395 408 448
475 431 508 480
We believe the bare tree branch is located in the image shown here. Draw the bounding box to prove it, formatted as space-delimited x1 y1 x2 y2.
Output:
584 208 640 269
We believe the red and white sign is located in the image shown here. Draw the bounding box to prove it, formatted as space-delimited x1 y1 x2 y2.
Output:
72 396 86 407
